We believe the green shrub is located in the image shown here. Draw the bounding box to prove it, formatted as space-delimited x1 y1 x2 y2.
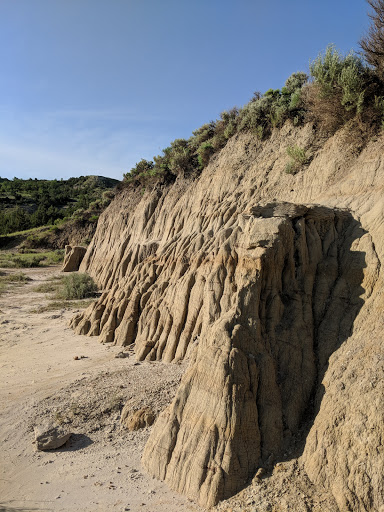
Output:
88 199 101 209
12 255 44 267
304 43 384 132
374 95 384 128
238 99 269 133
289 90 302 109
102 189 115 205
284 72 309 94
34 281 60 293
285 145 308 174
339 63 365 113
224 121 236 139
255 125 264 140
128 159 154 178
217 108 239 140
189 122 216 151
286 145 307 164
56 273 97 300
309 45 367 114
0 251 58 268
5 272 31 282
210 132 227 150
44 249 65 265
237 76 307 136
197 141 215 168
168 139 195 176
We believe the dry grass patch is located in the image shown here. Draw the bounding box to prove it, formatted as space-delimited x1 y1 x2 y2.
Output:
32 298 96 314
31 272 97 313
0 271 32 294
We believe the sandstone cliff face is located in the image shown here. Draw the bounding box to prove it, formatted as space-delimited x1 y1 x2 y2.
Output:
70 123 384 510
142 207 368 507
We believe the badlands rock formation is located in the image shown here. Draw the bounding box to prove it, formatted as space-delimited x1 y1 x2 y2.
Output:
70 123 384 510
62 245 87 272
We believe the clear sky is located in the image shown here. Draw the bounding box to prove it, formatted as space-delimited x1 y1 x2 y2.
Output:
0 0 369 180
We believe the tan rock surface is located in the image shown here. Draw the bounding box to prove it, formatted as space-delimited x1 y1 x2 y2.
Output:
34 422 71 451
121 406 156 431
62 245 87 272
70 123 384 510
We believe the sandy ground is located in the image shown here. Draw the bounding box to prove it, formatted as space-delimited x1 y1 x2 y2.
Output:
0 266 202 512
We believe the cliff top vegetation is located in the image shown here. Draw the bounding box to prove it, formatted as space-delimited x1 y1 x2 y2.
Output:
123 0 384 187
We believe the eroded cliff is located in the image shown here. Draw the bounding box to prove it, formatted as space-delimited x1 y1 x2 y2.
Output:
70 123 384 510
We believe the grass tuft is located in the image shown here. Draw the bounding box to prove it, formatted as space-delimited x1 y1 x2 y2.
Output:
285 145 308 174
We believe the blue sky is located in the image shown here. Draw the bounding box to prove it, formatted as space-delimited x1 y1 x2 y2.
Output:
0 0 369 180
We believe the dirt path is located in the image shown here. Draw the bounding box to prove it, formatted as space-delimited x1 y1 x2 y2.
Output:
0 267 202 512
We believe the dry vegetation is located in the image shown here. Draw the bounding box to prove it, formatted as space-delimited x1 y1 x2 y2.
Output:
31 272 98 312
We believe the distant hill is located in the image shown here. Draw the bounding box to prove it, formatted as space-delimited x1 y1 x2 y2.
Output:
0 175 119 235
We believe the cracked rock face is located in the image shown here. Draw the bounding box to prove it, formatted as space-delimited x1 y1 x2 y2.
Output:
70 124 384 510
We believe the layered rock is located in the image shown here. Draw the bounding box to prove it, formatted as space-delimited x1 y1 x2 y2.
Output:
70 123 384 510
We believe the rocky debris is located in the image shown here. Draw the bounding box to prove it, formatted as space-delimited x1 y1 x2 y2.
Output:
62 245 87 272
120 406 155 431
70 124 384 510
215 459 338 512
29 361 185 441
34 422 71 450
115 351 129 358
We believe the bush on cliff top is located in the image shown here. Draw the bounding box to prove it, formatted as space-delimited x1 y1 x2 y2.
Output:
123 0 384 187
123 71 308 185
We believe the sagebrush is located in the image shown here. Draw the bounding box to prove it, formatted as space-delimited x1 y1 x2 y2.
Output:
57 273 98 300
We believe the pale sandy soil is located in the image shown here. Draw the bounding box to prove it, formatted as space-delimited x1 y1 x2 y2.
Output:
0 266 202 512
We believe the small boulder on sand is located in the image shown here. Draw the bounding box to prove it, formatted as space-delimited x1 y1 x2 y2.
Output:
34 421 71 451
62 245 87 272
120 406 155 431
